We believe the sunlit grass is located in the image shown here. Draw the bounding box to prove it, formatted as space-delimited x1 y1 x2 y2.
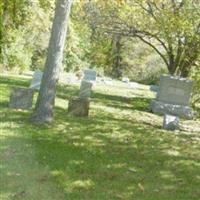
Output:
0 75 200 200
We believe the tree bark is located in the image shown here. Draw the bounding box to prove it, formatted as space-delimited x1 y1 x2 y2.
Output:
112 35 123 78
30 0 73 124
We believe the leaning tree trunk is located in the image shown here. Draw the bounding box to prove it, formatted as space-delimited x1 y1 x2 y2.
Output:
30 0 73 124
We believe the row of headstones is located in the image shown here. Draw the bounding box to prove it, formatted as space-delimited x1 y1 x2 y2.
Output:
151 75 194 131
9 71 194 130
9 69 97 115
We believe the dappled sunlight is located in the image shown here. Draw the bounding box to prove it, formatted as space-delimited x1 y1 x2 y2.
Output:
68 179 95 192
1 76 200 200
165 149 180 156
160 170 176 179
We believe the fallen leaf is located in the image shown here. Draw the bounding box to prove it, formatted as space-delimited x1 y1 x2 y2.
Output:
138 183 145 192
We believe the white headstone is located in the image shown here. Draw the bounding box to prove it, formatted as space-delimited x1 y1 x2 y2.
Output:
79 80 93 98
83 69 96 81
122 77 129 83
30 70 43 90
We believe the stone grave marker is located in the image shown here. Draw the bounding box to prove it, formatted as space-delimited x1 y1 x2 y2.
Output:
122 77 130 83
29 70 43 90
68 80 93 117
68 97 90 117
79 80 93 98
163 114 179 131
151 75 194 119
9 88 34 110
83 69 96 81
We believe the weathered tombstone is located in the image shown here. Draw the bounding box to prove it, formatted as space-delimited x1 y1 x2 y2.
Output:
68 80 93 117
9 88 34 110
122 77 129 83
29 70 43 90
68 97 90 117
83 69 96 81
79 80 93 98
163 114 179 131
150 75 194 119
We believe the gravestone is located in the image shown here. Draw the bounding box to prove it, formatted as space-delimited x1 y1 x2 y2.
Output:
122 77 129 83
9 88 34 110
151 75 194 119
79 80 93 98
83 69 96 81
68 97 90 117
29 70 43 90
68 80 93 117
163 114 179 131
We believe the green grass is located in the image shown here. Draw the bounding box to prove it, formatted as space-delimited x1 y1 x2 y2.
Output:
0 75 200 200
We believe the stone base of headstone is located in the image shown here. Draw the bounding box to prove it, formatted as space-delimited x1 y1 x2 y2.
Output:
9 88 34 110
150 100 194 119
163 114 179 131
68 97 90 117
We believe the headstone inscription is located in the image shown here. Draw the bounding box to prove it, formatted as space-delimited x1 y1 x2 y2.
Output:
163 114 179 131
83 69 96 81
150 75 194 119
29 70 43 90
9 88 34 110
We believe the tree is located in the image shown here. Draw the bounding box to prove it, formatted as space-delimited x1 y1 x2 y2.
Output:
0 0 54 71
30 0 73 124
92 0 200 77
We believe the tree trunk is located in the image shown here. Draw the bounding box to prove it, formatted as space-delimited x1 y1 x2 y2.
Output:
112 35 123 78
30 0 73 124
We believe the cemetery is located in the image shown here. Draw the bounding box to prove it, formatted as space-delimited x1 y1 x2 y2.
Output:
0 1 200 200
0 72 200 200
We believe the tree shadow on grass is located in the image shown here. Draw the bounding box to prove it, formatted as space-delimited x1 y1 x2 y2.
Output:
2 105 200 199
57 83 152 113
1 76 200 199
92 92 152 112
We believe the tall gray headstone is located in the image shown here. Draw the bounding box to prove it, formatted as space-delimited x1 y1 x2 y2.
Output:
9 88 34 110
79 80 93 98
151 75 194 119
157 75 193 106
83 69 96 81
30 70 43 90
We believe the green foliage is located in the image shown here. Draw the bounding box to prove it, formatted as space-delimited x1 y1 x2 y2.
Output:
191 65 200 110
0 0 53 71
0 0 199 83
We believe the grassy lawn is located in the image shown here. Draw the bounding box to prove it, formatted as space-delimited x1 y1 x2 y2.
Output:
0 75 200 200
